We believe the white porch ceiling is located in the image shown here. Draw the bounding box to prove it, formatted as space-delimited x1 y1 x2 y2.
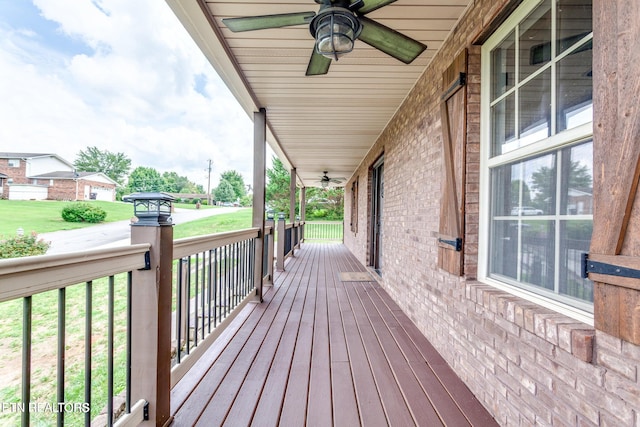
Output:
166 0 471 187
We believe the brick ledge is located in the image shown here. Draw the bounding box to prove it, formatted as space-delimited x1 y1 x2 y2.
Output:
466 282 595 363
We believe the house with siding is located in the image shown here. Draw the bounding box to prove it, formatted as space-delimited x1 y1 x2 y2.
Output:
0 152 116 201
164 0 640 424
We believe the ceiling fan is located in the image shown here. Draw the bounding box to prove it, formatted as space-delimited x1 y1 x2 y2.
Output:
222 0 427 76
318 171 346 187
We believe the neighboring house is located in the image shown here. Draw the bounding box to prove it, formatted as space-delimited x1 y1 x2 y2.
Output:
0 153 117 201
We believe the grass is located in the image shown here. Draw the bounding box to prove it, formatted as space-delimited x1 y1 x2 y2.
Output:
173 208 252 239
0 276 129 426
172 202 218 210
0 200 134 237
0 206 254 425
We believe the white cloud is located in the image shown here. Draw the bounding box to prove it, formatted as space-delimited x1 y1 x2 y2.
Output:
0 0 256 190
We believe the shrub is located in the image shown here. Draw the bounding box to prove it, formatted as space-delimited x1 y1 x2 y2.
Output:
0 233 50 259
61 202 107 223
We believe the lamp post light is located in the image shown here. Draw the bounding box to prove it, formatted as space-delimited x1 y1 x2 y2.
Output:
123 192 175 226
277 212 286 221
267 210 275 220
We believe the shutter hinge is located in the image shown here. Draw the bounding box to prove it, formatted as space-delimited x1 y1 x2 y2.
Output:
441 72 466 100
581 253 640 279
438 237 462 252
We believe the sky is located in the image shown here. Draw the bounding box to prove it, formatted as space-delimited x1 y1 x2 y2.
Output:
0 0 263 190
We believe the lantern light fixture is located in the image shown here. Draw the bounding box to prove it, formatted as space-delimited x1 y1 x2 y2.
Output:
310 6 361 61
123 192 174 226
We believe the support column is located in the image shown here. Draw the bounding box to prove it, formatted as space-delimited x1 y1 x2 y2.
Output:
130 224 173 426
252 108 267 303
300 186 306 242
289 168 297 256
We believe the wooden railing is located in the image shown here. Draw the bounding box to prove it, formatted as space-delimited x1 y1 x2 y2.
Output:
303 221 344 242
0 245 150 427
0 223 276 426
275 220 304 271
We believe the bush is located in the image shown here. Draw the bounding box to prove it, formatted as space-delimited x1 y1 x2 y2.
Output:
0 233 50 259
61 202 107 223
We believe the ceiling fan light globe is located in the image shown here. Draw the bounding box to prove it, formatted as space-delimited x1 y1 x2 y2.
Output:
311 8 361 60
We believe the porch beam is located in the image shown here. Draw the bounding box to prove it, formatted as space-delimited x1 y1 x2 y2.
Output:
252 107 267 302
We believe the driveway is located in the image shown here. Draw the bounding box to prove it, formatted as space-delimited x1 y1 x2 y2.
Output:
40 207 243 255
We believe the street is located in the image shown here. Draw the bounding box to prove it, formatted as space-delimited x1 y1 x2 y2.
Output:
39 207 243 254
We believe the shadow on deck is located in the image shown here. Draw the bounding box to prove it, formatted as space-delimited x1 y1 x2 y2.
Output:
170 243 497 426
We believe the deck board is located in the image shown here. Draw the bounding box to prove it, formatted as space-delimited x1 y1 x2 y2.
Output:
171 243 498 426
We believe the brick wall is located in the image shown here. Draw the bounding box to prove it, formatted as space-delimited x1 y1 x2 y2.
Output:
46 179 115 201
343 0 640 425
47 180 78 201
0 158 29 183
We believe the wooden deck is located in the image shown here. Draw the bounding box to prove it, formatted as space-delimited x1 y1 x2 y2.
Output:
170 243 497 426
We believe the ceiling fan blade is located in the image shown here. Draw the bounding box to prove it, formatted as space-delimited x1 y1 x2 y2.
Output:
357 16 427 64
356 0 397 15
222 11 315 32
306 50 332 76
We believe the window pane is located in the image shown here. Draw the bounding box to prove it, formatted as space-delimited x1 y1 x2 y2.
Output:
519 152 556 215
520 220 555 290
559 220 593 302
519 0 552 81
491 93 515 156
557 40 593 132
491 163 520 217
491 30 515 100
557 0 592 56
519 68 551 145
560 140 593 215
489 219 518 281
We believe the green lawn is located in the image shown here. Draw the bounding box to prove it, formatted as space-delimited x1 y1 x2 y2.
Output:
0 205 253 425
0 200 134 237
173 208 252 239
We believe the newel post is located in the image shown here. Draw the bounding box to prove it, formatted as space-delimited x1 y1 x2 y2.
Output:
265 211 275 285
276 212 286 271
124 193 174 426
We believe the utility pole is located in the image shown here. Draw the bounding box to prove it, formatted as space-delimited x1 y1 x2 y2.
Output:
206 159 213 205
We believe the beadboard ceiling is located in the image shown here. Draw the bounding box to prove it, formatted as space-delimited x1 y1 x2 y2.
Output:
166 0 471 187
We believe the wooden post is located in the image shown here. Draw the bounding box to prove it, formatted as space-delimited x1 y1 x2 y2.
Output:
276 217 286 271
265 218 275 285
289 168 296 256
130 223 173 426
252 108 267 303
300 187 306 243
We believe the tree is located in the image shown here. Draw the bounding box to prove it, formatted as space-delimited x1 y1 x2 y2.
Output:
128 166 164 193
219 170 247 200
306 187 344 220
162 171 203 194
266 157 295 216
214 179 236 203
529 160 592 208
74 146 131 185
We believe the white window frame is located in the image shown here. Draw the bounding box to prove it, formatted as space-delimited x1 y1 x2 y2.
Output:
8 159 20 168
478 0 594 325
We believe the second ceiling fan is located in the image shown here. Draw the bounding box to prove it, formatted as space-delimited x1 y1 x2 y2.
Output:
222 0 427 76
